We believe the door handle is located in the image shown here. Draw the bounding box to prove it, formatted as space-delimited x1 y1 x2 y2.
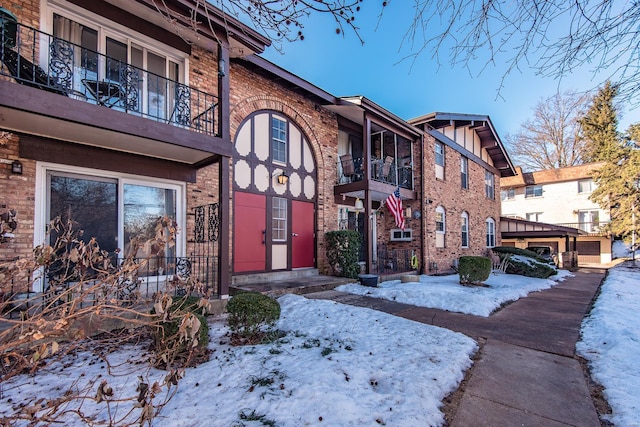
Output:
262 230 266 244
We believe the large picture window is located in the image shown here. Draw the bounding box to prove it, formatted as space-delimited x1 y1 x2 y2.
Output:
39 164 183 281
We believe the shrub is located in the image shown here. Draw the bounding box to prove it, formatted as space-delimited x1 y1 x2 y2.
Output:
227 292 280 343
325 230 361 279
491 247 558 278
458 256 492 285
151 295 210 368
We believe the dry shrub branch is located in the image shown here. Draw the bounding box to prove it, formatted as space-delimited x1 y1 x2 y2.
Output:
0 216 212 426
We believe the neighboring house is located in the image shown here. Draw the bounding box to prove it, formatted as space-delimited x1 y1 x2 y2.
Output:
500 163 612 265
0 1 515 300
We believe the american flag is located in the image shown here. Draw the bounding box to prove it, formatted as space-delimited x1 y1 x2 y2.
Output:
386 187 405 230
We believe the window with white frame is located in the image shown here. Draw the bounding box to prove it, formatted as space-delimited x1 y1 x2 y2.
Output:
435 205 446 248
391 229 412 241
272 197 287 241
272 116 288 163
37 164 184 283
461 211 469 248
461 156 469 189
485 170 495 199
526 212 543 222
486 217 496 247
47 11 186 120
501 188 515 201
525 185 543 198
578 210 600 232
578 179 594 193
435 142 445 179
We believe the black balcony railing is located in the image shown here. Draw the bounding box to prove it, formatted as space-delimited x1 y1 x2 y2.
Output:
1 254 219 320
337 155 413 189
0 20 219 136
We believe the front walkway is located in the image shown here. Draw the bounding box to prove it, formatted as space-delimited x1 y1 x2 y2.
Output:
306 268 605 426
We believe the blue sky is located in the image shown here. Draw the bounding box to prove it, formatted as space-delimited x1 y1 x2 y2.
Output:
259 2 640 138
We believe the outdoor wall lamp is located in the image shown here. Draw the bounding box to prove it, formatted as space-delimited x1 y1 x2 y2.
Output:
354 197 364 212
11 160 22 175
277 171 289 185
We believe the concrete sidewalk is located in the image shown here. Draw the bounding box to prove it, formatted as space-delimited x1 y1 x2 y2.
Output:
306 268 606 426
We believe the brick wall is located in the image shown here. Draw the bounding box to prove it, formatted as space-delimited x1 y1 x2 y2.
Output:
421 134 502 273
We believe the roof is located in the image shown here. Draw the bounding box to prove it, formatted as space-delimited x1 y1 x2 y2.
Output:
501 162 606 188
500 216 585 238
408 112 516 177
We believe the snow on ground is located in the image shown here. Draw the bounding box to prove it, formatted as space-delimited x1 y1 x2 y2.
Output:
336 269 573 317
0 294 477 427
1 267 638 426
577 263 640 427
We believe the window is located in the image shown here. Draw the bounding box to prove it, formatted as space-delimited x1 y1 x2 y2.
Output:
435 142 445 166
525 185 543 198
272 197 287 241
501 188 515 201
578 179 594 193
435 205 445 248
461 212 469 248
486 217 496 248
391 229 413 241
485 170 495 199
40 164 183 282
435 142 445 179
272 117 287 163
51 13 184 120
526 212 542 222
461 157 469 189
578 210 600 232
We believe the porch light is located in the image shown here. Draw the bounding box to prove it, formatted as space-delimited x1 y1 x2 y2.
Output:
11 160 22 175
354 198 364 212
277 171 289 185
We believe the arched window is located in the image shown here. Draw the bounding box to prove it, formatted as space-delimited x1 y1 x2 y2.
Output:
486 217 496 248
461 212 469 248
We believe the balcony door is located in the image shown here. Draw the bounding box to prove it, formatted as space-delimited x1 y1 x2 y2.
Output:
51 13 182 120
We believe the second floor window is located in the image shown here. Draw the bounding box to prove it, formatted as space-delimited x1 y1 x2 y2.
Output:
501 188 515 201
526 212 543 222
461 157 469 189
578 179 594 193
485 170 495 199
272 117 287 163
525 185 543 198
435 142 445 166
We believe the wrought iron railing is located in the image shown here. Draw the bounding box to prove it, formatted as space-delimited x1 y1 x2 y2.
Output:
0 20 219 136
374 246 416 275
336 155 413 189
0 254 218 320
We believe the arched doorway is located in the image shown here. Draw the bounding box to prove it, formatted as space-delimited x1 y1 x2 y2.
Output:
233 111 317 273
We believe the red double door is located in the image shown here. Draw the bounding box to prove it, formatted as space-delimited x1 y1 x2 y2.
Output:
234 192 314 273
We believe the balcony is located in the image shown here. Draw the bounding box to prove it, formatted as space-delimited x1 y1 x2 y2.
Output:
557 222 611 236
0 17 228 164
337 155 414 189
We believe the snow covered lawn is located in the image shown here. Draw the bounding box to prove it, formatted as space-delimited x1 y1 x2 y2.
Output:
337 270 573 316
0 294 477 426
577 264 640 426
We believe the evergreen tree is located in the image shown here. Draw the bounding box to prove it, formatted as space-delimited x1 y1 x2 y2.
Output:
584 83 640 240
579 81 622 162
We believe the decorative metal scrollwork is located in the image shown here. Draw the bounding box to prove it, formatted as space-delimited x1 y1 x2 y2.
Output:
48 38 74 91
194 203 219 243
120 65 139 111
172 84 191 126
